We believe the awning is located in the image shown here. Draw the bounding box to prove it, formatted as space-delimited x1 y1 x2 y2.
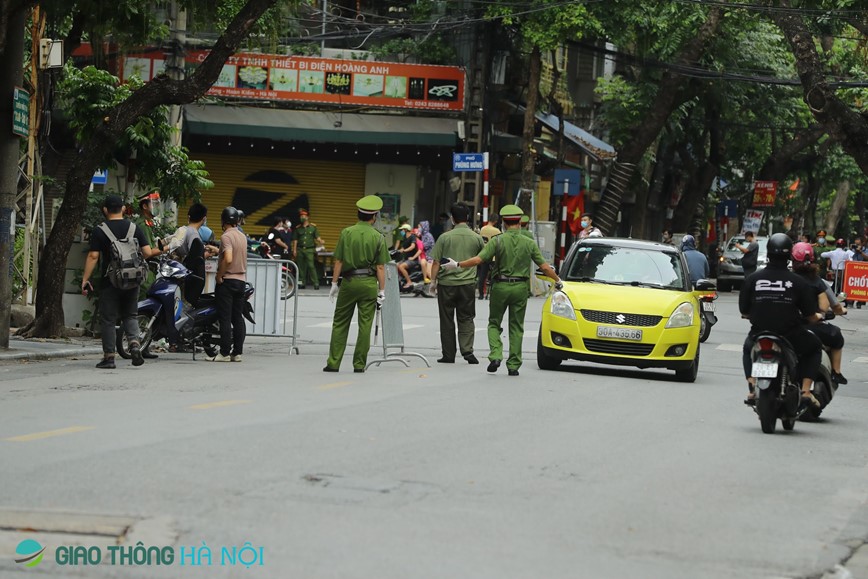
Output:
183 105 459 147
535 112 617 161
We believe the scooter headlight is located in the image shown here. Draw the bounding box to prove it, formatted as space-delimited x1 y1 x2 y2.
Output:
665 302 695 328
159 262 174 277
550 291 576 320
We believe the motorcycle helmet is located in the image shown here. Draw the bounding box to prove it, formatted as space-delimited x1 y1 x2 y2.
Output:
680 234 696 250
792 242 814 263
221 206 240 226
767 232 793 258
836 238 846 248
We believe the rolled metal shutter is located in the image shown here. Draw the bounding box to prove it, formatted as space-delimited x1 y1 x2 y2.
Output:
189 154 365 247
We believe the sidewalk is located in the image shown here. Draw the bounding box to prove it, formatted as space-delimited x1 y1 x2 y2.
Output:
0 335 104 362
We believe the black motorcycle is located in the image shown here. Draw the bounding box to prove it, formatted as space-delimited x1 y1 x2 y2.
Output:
748 334 803 433
698 291 718 343
116 258 255 360
390 249 435 298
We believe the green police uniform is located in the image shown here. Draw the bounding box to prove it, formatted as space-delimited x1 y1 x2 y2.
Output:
477 206 547 371
325 196 390 371
293 224 321 289
430 223 485 360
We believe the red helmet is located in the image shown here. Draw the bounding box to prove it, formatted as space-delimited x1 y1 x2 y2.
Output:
836 238 846 247
792 242 814 263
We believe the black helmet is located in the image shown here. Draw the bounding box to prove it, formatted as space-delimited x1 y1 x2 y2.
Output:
221 206 240 226
767 233 792 258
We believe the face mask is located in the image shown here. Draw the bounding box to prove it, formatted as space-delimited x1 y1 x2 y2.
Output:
818 237 826 244
300 216 307 222
581 221 589 228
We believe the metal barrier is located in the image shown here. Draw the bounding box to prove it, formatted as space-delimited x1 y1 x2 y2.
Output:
206 257 300 354
366 262 430 369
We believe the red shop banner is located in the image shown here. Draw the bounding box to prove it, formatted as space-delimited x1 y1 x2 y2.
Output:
121 51 465 113
842 261 868 303
752 180 778 207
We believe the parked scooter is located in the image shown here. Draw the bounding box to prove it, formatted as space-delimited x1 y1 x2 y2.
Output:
250 241 296 300
116 257 255 360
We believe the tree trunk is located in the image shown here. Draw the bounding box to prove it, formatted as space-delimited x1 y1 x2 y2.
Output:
757 125 827 181
17 0 279 338
774 4 868 178
594 7 724 235
520 45 542 196
0 6 26 347
824 180 850 237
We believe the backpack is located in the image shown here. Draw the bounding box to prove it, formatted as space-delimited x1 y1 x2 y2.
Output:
98 222 147 290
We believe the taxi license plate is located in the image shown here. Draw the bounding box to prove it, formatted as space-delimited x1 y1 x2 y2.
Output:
596 326 643 341
752 362 778 378
702 302 715 312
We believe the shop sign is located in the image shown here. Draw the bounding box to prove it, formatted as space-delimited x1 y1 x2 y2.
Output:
12 87 29 138
753 180 777 207
121 51 465 113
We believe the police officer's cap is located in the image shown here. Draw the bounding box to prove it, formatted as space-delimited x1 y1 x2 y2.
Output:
500 204 524 221
520 215 530 224
356 195 383 215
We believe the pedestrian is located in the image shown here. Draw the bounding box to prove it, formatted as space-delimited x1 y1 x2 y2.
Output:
324 195 390 373
519 215 534 239
442 204 562 376
417 220 435 282
478 213 501 299
133 192 160 249
293 209 326 290
392 215 410 250
821 238 851 294
210 206 247 362
680 234 710 287
266 216 290 258
429 203 485 365
812 230 830 280
661 229 675 245
81 194 156 369
578 213 603 239
735 231 759 277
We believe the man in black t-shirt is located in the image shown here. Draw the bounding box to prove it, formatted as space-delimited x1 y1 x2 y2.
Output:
82 195 156 369
739 233 823 406
736 231 760 277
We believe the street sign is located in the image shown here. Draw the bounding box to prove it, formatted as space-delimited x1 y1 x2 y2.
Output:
12 87 29 138
842 261 868 304
91 169 109 185
553 169 581 196
452 153 485 172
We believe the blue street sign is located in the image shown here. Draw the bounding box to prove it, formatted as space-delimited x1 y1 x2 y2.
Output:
91 169 108 185
553 169 581 196
452 153 485 172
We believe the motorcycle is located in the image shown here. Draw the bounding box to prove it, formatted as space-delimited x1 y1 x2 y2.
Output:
748 333 803 434
116 258 255 360
390 250 435 298
698 291 718 343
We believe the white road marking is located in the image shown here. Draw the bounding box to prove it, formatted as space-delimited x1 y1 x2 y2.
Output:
716 344 744 352
852 356 868 364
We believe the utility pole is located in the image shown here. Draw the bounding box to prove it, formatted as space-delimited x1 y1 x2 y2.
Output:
0 8 28 348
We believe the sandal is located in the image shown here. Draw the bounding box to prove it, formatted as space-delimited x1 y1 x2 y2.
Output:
744 383 756 406
800 392 821 409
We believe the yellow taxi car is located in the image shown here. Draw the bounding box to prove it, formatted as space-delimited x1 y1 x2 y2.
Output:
537 238 714 382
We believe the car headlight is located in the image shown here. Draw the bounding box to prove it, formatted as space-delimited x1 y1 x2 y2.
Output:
550 291 576 320
665 302 695 328
720 257 732 265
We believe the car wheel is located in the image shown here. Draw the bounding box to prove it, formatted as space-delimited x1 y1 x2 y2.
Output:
674 345 699 383
537 329 562 370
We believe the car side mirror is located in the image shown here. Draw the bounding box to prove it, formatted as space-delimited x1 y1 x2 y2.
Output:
694 278 716 291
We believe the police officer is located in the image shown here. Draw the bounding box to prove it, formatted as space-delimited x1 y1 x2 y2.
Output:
324 195 391 373
442 204 562 376
292 209 325 290
429 203 485 365
739 233 823 407
519 215 534 239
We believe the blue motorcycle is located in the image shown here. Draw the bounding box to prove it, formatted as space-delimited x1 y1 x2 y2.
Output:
116 258 255 360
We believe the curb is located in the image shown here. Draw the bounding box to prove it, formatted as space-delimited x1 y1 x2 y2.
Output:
0 346 103 363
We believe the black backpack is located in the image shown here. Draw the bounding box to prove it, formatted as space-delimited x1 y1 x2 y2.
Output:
99 222 147 290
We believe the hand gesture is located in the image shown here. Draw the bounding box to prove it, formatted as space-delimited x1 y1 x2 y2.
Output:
376 290 386 308
554 280 564 291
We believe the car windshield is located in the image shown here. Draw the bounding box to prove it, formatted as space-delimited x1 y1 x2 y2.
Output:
565 246 686 290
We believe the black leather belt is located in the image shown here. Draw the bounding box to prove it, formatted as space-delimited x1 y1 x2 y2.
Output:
495 276 528 283
343 269 372 278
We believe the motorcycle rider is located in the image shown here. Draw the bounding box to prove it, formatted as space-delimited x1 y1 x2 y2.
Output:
739 233 823 408
791 242 849 384
680 234 709 287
